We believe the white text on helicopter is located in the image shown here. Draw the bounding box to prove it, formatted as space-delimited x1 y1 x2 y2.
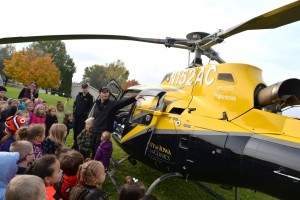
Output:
168 65 217 86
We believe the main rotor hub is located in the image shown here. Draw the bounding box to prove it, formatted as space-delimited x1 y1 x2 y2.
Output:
186 32 210 41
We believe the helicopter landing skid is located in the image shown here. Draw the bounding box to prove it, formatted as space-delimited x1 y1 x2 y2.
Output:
107 155 130 192
145 172 183 195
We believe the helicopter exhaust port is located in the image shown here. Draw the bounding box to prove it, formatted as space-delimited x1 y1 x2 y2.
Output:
255 78 300 113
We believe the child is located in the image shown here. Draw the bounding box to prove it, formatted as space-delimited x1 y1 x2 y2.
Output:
0 101 10 140
119 176 146 200
77 117 94 159
43 123 67 155
5 175 46 200
63 112 74 136
43 100 48 111
0 115 26 151
9 140 34 174
0 86 8 101
55 150 84 199
56 101 65 123
8 98 19 107
26 154 63 200
94 131 113 171
69 160 108 200
25 99 34 124
0 152 19 200
46 106 58 136
30 104 46 125
18 124 45 159
16 110 30 128
55 146 72 159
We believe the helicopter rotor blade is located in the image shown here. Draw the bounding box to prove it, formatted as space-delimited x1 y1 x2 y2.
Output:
0 34 192 50
198 0 300 49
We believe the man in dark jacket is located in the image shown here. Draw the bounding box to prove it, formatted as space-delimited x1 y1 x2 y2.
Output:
73 83 94 150
92 86 143 157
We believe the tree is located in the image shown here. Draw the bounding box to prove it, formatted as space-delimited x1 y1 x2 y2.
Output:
83 60 129 89
122 79 140 90
28 41 76 96
0 44 16 85
3 50 61 89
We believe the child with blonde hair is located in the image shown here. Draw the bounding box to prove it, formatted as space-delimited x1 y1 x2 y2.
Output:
18 124 45 159
77 117 94 159
56 101 65 123
5 175 46 200
45 106 58 136
94 131 113 171
25 100 34 124
69 160 108 200
42 123 67 154
30 104 46 125
9 140 34 174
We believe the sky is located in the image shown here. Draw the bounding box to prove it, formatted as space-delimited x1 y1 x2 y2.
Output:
1 0 299 116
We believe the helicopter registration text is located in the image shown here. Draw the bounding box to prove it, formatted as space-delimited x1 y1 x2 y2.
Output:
168 65 217 86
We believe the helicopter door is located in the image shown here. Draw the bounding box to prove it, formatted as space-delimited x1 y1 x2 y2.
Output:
106 79 123 100
120 90 166 158
186 130 228 176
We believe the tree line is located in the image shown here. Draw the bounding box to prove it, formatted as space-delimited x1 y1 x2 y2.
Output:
0 41 139 97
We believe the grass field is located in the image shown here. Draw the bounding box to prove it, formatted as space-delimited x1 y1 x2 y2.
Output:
6 86 74 112
6 86 277 200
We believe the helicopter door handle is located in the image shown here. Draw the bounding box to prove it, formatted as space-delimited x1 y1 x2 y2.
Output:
273 170 300 181
186 159 194 163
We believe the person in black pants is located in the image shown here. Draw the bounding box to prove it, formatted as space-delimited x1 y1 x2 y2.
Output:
91 86 144 158
73 83 94 150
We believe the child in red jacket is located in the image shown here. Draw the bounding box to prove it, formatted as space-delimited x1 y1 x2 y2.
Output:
54 150 84 200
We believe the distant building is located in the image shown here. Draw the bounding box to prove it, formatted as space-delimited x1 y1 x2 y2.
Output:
71 83 98 99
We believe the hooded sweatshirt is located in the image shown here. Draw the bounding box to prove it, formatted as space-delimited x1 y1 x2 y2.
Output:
0 152 19 200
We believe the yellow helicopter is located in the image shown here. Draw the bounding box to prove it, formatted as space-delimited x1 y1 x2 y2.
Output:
1 1 300 199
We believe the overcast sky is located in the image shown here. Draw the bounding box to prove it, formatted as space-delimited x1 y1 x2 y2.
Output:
1 0 299 83
1 0 299 116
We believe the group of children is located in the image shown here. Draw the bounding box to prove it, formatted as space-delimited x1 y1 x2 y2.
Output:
0 86 157 200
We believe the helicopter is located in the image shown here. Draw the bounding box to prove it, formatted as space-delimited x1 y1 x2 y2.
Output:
1 1 300 199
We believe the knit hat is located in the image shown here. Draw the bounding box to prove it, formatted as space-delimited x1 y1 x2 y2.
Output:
4 115 26 135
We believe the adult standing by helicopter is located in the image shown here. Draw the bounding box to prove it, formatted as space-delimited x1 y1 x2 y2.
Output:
91 86 143 158
73 83 94 150
18 81 39 101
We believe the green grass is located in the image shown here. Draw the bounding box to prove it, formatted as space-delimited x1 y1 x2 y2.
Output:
7 85 277 200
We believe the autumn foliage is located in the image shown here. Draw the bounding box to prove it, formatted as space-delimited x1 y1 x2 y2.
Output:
4 50 61 89
122 79 140 90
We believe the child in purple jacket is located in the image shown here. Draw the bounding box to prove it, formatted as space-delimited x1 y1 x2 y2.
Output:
94 131 113 171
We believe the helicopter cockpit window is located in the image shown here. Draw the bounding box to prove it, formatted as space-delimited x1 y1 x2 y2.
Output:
114 90 140 124
217 73 234 82
130 95 159 126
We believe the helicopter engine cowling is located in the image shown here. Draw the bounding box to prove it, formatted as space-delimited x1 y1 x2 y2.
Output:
256 78 300 112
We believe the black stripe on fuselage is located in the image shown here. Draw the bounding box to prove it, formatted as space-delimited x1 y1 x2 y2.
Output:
118 129 300 199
